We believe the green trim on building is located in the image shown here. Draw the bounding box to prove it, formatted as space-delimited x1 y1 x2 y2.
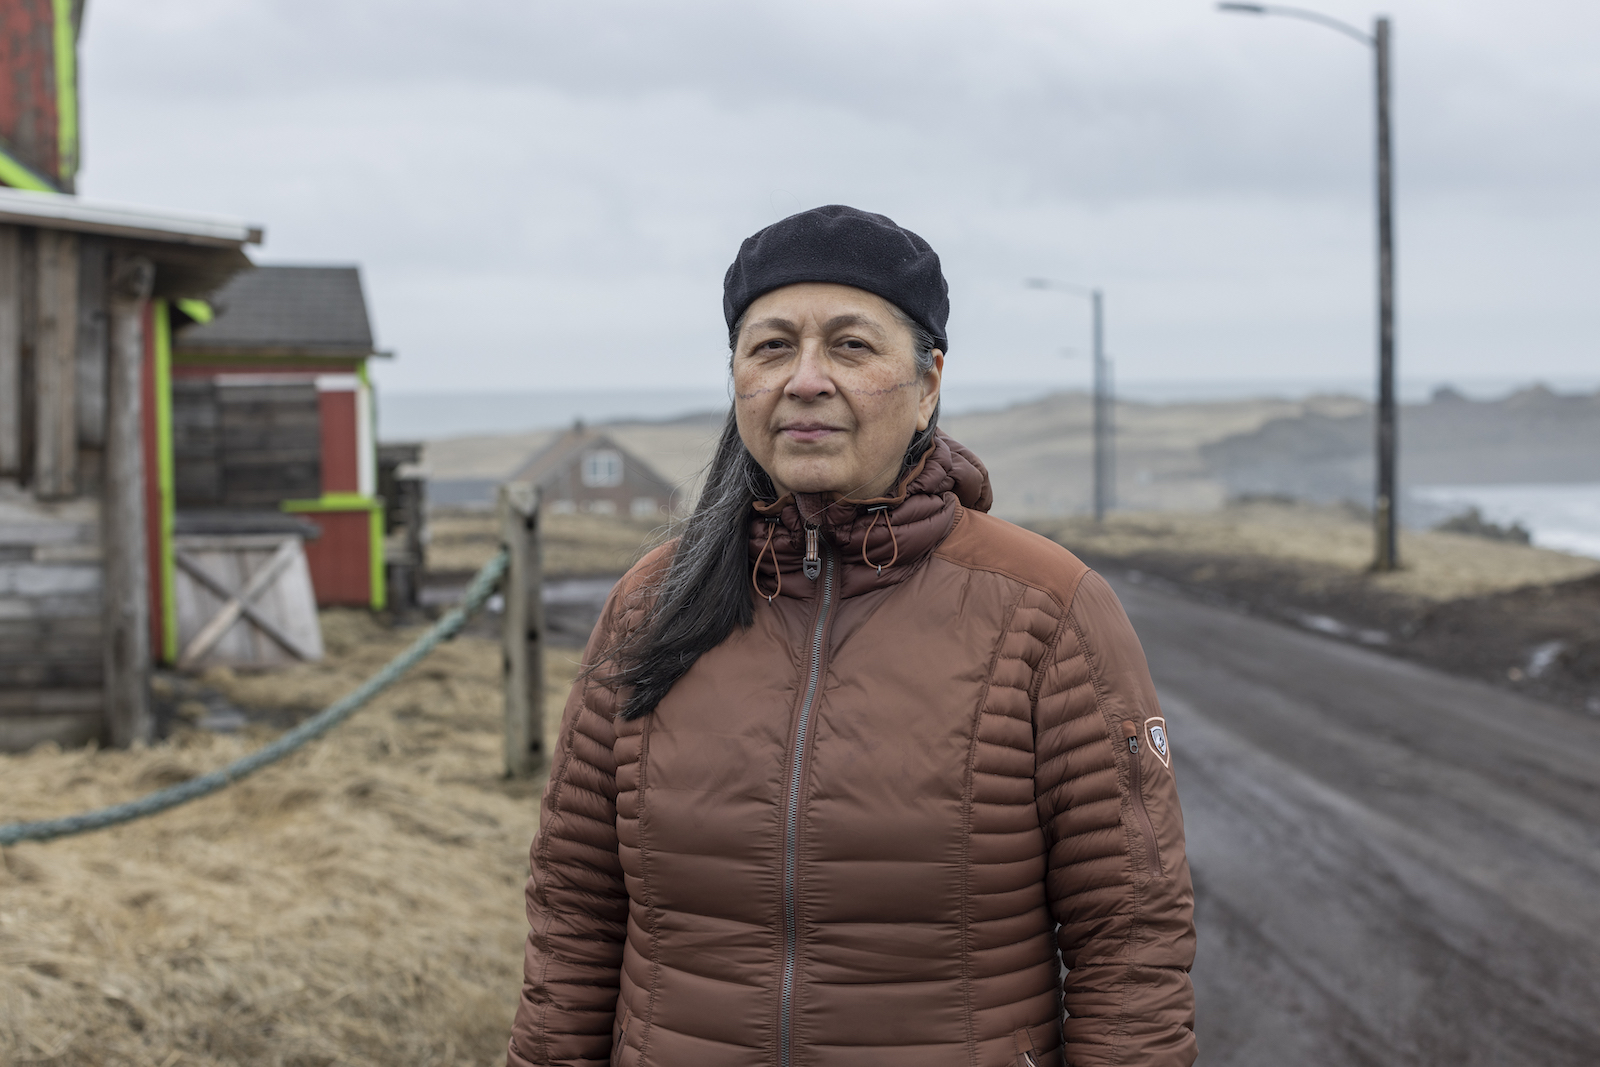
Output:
369 505 387 611
173 298 213 324
280 493 384 514
0 145 55 192
280 494 388 611
355 359 386 610
153 300 179 663
50 0 77 184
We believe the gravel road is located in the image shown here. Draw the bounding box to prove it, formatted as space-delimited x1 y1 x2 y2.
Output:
1109 574 1600 1066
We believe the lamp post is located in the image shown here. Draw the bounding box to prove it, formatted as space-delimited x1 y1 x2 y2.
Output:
1025 279 1112 522
1219 3 1398 571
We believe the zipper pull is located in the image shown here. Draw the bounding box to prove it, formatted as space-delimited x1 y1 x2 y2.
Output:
803 525 821 580
1128 735 1139 754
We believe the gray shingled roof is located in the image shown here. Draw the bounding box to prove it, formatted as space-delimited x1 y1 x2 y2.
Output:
174 265 377 357
509 425 677 497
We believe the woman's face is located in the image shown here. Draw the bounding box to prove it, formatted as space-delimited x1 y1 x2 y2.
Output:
733 283 943 500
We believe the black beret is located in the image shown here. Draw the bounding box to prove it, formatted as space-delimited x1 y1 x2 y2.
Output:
723 205 949 353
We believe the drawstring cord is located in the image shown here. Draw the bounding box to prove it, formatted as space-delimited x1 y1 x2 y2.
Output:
752 518 782 602
755 506 898 599
862 504 899 576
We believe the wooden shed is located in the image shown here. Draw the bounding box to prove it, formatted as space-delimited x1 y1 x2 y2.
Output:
169 266 390 610
0 186 261 751
508 423 681 519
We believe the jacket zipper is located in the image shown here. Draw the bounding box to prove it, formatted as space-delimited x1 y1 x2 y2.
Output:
779 537 833 1067
1121 720 1162 876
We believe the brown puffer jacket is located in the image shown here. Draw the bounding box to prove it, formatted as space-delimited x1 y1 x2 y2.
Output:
508 433 1196 1067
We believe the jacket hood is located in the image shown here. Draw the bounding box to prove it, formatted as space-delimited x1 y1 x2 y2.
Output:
749 430 992 600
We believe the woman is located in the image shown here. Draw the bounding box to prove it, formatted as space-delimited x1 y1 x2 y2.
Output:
508 206 1196 1067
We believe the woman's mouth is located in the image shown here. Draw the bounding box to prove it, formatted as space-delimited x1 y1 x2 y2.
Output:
780 423 841 443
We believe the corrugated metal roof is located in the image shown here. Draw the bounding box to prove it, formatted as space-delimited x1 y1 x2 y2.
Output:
0 187 263 247
175 265 379 358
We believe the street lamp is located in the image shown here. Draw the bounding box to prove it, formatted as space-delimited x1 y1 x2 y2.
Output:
1025 278 1112 522
1218 3 1399 571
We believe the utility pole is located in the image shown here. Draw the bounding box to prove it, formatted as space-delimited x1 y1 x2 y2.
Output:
1219 4 1400 570
1373 17 1397 570
1026 278 1114 522
1091 289 1112 523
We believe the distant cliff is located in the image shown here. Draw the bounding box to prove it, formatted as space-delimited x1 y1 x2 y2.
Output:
1200 387 1600 504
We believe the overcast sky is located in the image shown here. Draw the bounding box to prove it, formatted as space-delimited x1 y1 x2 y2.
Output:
77 0 1600 399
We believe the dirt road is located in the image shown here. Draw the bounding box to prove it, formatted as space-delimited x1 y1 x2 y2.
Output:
1108 574 1600 1066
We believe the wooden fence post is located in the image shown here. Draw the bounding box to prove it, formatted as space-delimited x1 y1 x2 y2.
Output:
499 481 544 777
103 255 154 747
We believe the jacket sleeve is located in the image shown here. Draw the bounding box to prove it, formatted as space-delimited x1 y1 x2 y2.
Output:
507 594 630 1067
1035 570 1197 1067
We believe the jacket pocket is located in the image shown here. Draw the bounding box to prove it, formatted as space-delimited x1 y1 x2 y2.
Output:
1120 720 1163 876
1011 1024 1040 1067
611 1005 631 1067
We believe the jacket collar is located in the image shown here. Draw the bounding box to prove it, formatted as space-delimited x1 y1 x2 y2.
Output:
748 431 993 601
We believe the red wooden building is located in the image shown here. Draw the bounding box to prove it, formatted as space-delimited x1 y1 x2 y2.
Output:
170 266 390 609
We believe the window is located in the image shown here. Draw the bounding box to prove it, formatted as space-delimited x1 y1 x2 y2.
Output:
581 449 624 488
631 496 659 519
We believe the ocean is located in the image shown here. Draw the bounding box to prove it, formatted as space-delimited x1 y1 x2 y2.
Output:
1412 484 1600 561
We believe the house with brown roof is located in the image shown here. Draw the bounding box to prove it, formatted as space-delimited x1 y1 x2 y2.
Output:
508 423 680 519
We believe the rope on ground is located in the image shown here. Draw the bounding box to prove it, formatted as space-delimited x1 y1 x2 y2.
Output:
0 548 511 847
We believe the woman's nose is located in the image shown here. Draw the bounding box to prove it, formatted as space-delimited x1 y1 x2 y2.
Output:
785 347 835 402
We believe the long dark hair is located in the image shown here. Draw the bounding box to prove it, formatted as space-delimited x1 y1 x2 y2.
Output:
604 307 941 720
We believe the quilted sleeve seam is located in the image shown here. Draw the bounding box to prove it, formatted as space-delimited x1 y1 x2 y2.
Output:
1065 577 1145 1067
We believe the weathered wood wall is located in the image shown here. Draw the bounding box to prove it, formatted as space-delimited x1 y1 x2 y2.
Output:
0 222 124 751
172 376 321 508
0 489 103 750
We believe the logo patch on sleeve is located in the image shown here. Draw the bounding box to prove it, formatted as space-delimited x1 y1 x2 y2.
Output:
1144 717 1171 769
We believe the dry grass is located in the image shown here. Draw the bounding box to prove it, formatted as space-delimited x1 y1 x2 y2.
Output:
425 510 668 577
1033 499 1600 602
0 611 581 1067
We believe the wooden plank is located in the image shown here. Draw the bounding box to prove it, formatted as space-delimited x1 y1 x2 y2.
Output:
102 254 153 748
16 229 37 484
34 229 79 499
0 560 100 597
0 689 103 715
75 237 109 449
0 225 19 477
0 595 101 622
499 482 545 778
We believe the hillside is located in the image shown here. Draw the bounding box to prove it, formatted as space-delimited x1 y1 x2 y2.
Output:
1202 386 1600 504
418 385 1600 522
